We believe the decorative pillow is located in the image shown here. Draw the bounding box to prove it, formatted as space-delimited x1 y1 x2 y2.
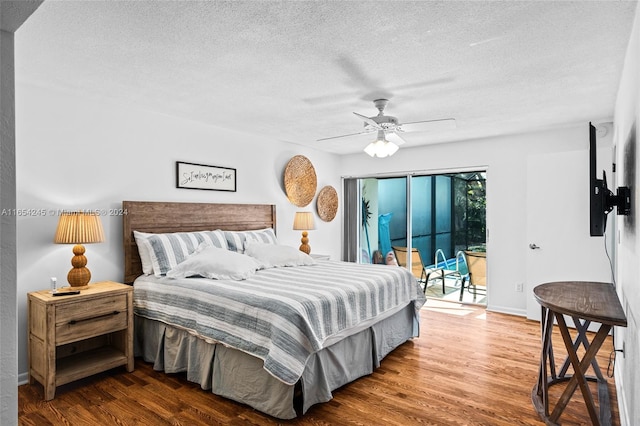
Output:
139 230 228 276
244 241 316 268
166 244 262 280
133 231 154 275
224 228 278 253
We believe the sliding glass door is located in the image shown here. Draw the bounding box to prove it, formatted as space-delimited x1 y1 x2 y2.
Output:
344 171 487 303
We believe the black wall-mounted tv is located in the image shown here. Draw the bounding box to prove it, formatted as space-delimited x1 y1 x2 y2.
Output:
589 122 631 237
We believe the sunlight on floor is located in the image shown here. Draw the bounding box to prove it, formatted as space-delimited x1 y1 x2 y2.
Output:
422 298 479 316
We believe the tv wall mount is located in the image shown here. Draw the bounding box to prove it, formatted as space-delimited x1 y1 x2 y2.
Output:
601 172 631 216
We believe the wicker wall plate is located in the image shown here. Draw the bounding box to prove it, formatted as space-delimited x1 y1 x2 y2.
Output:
317 185 338 222
284 155 317 207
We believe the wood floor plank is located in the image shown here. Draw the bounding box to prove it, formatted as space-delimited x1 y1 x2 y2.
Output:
19 300 620 425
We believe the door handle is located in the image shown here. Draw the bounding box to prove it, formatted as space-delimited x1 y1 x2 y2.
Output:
529 243 540 250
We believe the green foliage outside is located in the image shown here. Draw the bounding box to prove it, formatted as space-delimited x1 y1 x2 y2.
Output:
453 175 486 252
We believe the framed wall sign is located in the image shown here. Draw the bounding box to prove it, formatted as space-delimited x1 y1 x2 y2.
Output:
176 161 236 192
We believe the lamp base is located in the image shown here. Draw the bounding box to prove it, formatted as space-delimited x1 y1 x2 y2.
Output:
299 231 311 254
67 267 91 288
67 244 91 289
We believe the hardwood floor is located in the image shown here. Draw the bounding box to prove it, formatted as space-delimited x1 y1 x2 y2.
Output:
19 300 619 425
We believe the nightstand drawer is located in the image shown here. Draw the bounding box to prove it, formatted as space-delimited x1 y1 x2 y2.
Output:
56 309 127 345
55 295 128 345
56 294 127 323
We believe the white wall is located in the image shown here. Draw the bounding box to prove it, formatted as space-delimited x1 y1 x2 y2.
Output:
1 28 19 426
612 5 640 425
1 3 44 424
339 124 613 316
15 83 342 379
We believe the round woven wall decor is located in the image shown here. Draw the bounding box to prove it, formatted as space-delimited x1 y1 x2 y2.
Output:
284 155 317 207
317 185 338 222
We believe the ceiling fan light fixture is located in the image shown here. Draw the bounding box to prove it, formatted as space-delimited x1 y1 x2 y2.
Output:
364 140 383 157
386 140 399 156
364 135 399 158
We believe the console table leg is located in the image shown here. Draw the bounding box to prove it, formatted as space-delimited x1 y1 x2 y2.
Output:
534 306 556 418
550 313 611 425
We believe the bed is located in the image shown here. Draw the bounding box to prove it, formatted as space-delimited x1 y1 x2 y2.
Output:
123 201 426 419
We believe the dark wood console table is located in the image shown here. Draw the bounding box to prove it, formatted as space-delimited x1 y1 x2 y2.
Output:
532 281 626 426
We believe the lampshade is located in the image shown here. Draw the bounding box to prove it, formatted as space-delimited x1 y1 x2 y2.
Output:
293 211 315 231
54 211 105 244
293 212 315 254
54 211 105 289
364 131 399 158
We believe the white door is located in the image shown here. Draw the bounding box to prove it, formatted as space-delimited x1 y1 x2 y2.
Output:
525 150 613 320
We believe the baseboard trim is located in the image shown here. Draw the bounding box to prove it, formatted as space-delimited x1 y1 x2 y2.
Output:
615 364 630 426
18 371 29 386
486 304 527 317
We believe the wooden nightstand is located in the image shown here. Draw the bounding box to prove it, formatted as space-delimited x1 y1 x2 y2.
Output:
28 281 134 400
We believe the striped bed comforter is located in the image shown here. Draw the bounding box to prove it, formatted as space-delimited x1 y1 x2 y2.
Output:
133 260 426 385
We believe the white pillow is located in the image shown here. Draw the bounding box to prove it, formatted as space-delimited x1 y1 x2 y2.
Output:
133 231 154 275
244 241 316 268
166 244 262 280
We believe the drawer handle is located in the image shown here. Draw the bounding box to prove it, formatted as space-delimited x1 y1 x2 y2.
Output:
69 310 120 325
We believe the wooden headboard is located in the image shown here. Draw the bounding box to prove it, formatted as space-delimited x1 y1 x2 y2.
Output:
122 201 277 284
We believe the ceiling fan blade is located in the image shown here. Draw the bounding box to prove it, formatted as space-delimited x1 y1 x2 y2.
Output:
317 130 371 142
353 112 381 129
386 131 407 146
400 118 456 133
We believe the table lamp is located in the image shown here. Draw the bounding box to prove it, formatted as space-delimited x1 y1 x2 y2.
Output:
293 211 315 254
54 211 105 289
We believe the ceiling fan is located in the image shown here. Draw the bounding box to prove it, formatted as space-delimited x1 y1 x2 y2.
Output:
317 99 456 157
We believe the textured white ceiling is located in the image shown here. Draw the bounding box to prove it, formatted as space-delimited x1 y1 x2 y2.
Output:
15 1 638 154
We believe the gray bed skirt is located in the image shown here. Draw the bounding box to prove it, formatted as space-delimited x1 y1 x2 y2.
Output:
134 303 419 419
